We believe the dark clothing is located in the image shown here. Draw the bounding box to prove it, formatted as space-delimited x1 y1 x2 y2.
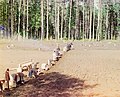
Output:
5 71 10 81
0 80 5 91
14 73 24 85
6 81 9 89
67 43 73 51
18 73 24 83
0 81 3 91
56 47 60 51
5 71 10 89
28 69 37 78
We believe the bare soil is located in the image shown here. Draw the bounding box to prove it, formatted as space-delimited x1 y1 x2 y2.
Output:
0 39 120 97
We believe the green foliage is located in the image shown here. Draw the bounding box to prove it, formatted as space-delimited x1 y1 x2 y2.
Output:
29 0 41 29
0 0 120 40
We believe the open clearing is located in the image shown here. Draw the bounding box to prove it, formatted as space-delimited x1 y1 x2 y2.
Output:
0 39 120 97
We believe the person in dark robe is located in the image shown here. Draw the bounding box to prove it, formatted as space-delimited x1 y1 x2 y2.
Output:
5 69 10 90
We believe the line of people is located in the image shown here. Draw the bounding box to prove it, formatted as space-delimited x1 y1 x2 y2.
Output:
37 42 74 74
0 42 74 91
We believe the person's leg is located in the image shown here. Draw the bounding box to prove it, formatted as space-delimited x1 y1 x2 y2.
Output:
18 73 21 83
7 81 9 90
33 69 37 78
0 83 3 91
21 73 24 83
29 70 32 78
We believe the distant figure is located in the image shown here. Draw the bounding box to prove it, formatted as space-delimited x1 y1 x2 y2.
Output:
28 64 37 78
56 44 60 51
28 64 32 78
48 59 53 67
0 80 4 92
63 42 73 52
53 44 62 61
56 44 62 56
5 69 10 90
67 42 73 51
63 46 68 52
53 50 59 61
16 67 24 84
32 63 38 70
41 63 49 71
0 82 2 91
17 66 22 73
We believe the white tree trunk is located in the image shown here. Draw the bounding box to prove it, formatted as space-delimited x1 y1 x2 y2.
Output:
68 0 72 40
89 3 92 40
60 4 64 40
83 0 85 40
96 0 102 41
23 0 26 39
41 0 44 40
54 0 57 39
75 0 79 40
18 0 22 39
46 0 49 40
11 0 14 38
26 0 29 39
93 4 95 40
57 5 60 40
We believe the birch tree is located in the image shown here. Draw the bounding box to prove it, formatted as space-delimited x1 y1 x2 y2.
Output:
68 0 72 40
92 0 95 40
57 4 60 40
75 0 79 40
41 0 44 40
96 0 102 41
26 0 29 39
89 0 92 40
46 0 49 40
23 0 26 39
83 0 85 40
18 0 22 39
60 3 64 40
10 0 14 37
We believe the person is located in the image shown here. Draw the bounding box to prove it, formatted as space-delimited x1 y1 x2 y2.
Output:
28 64 37 78
5 69 10 90
28 64 32 78
16 67 24 84
0 80 3 92
56 44 60 51
53 50 59 61
66 42 73 51
56 44 62 57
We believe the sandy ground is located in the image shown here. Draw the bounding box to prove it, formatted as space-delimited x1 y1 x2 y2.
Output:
0 39 65 79
0 39 120 97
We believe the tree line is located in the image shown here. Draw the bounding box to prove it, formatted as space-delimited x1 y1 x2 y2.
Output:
0 0 120 40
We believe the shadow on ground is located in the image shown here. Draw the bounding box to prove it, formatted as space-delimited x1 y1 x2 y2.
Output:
4 72 98 97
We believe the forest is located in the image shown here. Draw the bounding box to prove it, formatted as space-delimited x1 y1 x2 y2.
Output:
0 0 120 41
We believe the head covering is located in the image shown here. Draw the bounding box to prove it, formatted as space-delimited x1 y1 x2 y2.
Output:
7 68 9 71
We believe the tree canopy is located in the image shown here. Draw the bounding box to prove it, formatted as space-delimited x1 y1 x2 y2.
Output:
0 0 120 40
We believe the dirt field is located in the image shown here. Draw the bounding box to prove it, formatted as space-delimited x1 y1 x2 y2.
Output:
0 39 120 97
